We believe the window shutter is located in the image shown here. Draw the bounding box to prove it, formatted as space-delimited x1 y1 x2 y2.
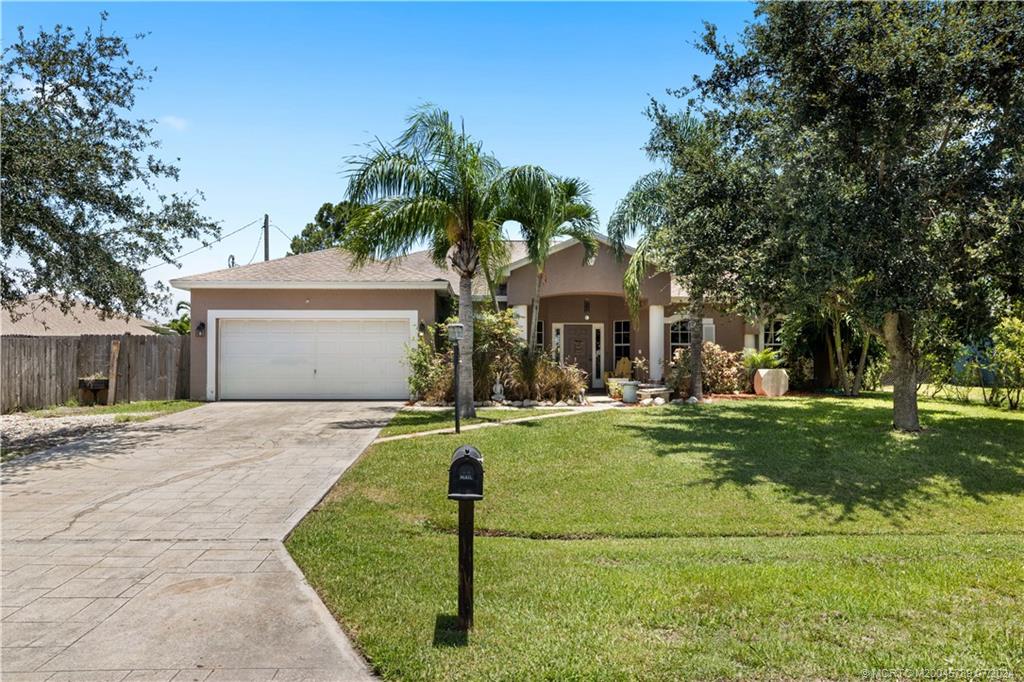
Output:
702 318 716 344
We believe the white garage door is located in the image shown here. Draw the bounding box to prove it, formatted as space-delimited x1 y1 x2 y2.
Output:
218 317 411 399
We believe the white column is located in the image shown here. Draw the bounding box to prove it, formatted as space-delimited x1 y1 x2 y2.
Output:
513 305 529 342
649 304 665 382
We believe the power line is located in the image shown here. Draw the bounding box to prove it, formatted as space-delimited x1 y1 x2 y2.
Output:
271 223 292 242
142 218 262 272
246 229 264 265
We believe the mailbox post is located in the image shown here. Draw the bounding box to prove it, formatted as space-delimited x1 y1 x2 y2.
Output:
448 445 483 630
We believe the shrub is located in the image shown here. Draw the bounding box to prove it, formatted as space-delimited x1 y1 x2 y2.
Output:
507 351 587 402
991 316 1024 410
405 309 589 405
535 355 588 402
470 309 522 400
667 342 743 397
606 378 623 400
405 331 452 402
787 356 816 391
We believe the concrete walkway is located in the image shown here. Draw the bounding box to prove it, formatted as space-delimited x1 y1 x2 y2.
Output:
2 401 400 681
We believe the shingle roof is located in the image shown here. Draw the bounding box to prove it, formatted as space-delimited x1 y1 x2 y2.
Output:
2 296 160 336
170 242 530 295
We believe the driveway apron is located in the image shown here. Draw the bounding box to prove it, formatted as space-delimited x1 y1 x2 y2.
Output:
2 401 399 681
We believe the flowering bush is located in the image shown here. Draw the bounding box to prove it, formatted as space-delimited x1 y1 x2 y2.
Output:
667 342 743 397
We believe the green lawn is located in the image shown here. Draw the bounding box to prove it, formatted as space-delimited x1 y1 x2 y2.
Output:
287 395 1024 680
29 399 201 419
378 407 569 437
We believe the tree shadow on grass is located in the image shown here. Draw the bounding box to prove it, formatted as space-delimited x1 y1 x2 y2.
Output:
621 401 1024 523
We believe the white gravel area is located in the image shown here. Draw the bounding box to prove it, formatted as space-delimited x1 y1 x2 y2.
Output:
1 412 143 460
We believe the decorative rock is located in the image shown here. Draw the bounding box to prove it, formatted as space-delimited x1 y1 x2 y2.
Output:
511 400 524 407
671 398 685 404
640 398 654 407
686 396 699 404
754 368 789 397
554 401 568 407
543 401 553 407
653 397 666 406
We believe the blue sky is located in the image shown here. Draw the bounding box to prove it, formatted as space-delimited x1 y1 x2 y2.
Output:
3 2 754 312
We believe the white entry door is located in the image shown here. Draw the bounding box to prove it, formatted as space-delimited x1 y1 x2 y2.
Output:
218 317 411 399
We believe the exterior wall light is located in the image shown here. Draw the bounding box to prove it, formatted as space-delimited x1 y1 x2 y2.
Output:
195 321 206 338
583 299 591 321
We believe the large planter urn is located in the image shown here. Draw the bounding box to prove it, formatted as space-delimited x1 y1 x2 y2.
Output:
754 369 789 397
619 380 640 404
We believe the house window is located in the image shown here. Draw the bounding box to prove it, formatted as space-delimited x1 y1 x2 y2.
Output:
613 320 631 364
534 319 544 349
497 282 508 297
763 319 783 349
669 320 690 355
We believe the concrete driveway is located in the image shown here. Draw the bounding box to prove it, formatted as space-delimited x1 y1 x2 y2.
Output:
2 401 400 681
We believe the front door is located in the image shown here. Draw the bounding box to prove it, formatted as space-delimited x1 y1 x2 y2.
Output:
563 324 593 387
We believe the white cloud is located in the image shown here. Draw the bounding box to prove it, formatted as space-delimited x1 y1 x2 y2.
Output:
159 115 188 131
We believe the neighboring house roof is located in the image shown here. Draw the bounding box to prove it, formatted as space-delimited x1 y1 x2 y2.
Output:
170 242 530 296
2 296 160 336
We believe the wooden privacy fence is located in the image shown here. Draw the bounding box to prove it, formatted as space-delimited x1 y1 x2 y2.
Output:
1 334 190 413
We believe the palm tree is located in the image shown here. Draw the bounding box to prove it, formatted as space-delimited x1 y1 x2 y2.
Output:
343 106 505 419
609 170 706 400
493 166 599 350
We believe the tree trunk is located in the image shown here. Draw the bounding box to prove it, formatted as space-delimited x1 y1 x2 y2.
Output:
458 273 477 419
690 303 704 401
531 271 542 352
831 312 851 395
882 311 920 432
824 329 837 388
851 331 870 396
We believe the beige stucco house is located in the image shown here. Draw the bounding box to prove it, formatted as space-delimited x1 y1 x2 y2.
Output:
171 236 765 401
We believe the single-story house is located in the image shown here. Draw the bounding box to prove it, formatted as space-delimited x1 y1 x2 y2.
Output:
170 236 776 401
2 295 160 337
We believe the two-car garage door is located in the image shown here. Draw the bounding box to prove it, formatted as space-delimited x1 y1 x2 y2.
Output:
218 317 411 399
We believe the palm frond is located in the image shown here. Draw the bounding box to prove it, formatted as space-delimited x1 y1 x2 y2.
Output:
623 234 652 316
608 170 669 259
344 196 450 265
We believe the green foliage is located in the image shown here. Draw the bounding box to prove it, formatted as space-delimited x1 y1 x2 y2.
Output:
1 13 217 317
620 2 1024 429
405 331 452 403
288 201 356 254
990 316 1024 410
165 301 190 335
471 309 523 399
492 166 599 322
668 342 743 397
405 310 585 404
787 356 816 391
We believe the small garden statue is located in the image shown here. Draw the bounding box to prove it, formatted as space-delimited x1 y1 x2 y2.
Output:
491 376 505 402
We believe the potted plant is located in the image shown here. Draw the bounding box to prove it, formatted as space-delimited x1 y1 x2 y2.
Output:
742 348 789 396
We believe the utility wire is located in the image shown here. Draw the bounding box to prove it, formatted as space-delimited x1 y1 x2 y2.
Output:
142 218 262 271
271 223 292 242
246 229 264 265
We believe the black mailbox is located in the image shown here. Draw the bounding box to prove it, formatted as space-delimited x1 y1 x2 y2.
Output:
448 445 484 500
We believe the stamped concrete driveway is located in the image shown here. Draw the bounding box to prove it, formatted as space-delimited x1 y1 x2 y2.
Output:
2 401 400 681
